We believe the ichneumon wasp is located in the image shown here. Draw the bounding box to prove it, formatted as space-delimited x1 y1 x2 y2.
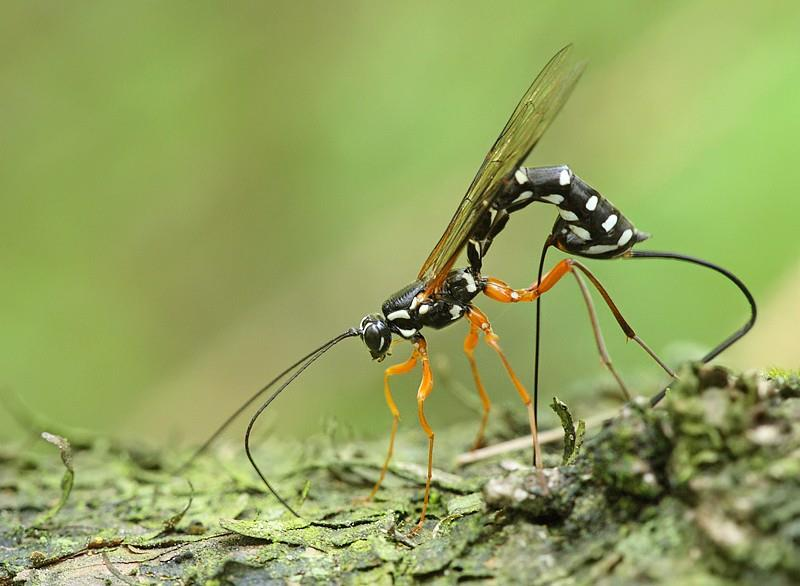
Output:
180 45 756 533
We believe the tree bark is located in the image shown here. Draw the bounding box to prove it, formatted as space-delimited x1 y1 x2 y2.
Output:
1 365 798 585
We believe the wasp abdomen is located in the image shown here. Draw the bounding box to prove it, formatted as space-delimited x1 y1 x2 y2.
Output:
467 165 649 271
529 166 650 259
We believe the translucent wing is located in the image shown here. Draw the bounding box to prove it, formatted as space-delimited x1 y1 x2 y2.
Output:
418 45 585 291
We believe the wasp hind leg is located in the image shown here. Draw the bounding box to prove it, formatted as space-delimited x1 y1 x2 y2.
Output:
569 268 630 400
483 258 677 393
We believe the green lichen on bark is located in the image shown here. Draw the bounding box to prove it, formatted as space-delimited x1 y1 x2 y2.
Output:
1 365 798 584
549 396 586 465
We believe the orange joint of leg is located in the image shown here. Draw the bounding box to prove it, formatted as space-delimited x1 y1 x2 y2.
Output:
483 259 575 304
528 258 575 294
484 277 538 303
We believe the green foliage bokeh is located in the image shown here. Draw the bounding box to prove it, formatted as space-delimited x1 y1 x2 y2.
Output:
1 1 798 446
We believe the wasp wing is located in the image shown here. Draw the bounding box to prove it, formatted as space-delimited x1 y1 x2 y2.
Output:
418 45 585 291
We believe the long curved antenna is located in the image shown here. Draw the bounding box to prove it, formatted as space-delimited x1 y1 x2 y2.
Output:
177 329 359 474
244 328 359 517
628 250 757 406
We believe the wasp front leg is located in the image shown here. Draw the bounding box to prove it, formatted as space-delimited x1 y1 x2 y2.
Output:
363 335 436 533
366 346 420 501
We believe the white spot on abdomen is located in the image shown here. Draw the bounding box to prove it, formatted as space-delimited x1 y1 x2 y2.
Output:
515 190 533 204
515 169 527 184
541 193 564 205
602 214 618 232
617 229 633 246
585 195 598 211
559 169 571 186
569 225 592 240
584 244 618 255
559 208 578 222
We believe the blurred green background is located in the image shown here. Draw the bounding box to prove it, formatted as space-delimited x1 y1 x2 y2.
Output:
2 1 798 447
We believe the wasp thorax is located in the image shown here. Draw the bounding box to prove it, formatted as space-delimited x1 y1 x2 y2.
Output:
359 314 392 361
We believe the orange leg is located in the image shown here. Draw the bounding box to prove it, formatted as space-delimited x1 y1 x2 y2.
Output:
483 258 575 303
484 258 676 381
464 321 491 450
413 337 435 533
465 306 543 471
367 347 419 500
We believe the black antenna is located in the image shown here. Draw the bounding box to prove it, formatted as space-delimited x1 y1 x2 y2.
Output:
627 250 757 406
177 329 359 474
532 247 756 420
244 328 359 517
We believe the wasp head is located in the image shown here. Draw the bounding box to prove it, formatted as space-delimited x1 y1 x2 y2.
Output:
359 314 392 361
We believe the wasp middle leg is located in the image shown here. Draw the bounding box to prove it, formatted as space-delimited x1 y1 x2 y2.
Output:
412 336 435 533
464 305 543 470
463 318 491 450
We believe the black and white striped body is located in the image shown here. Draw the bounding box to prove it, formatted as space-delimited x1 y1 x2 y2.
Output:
467 165 649 272
359 268 486 360
360 166 649 360
379 269 485 340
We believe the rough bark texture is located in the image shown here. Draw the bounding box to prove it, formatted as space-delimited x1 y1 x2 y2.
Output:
1 365 798 585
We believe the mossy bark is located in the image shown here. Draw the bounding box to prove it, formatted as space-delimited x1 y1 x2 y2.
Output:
1 366 798 585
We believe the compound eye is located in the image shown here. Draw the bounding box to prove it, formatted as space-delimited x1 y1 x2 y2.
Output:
364 324 386 353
